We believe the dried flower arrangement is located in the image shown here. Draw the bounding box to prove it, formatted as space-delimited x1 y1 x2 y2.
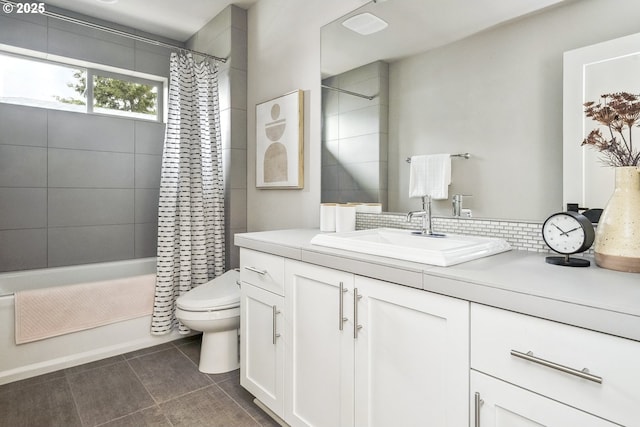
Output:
582 92 640 167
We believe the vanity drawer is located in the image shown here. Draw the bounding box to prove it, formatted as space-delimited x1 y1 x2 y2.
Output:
240 249 284 295
471 303 640 427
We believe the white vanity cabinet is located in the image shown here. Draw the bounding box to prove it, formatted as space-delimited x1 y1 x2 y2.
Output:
240 249 286 419
470 303 640 427
284 260 469 427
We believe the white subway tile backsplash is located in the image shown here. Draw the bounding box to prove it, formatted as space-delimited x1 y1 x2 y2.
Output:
355 212 593 254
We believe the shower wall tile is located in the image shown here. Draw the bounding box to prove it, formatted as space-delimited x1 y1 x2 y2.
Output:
0 188 47 230
48 149 134 188
134 154 162 189
48 111 135 153
135 121 165 155
48 189 134 227
47 28 135 71
230 26 248 72
134 47 171 78
223 148 247 190
48 225 135 267
228 189 247 230
340 134 382 164
135 189 159 224
134 223 158 259
0 15 47 52
0 229 47 272
0 104 47 147
0 145 47 187
338 105 384 139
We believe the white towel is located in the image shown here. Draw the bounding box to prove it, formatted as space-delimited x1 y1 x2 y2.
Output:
408 154 451 200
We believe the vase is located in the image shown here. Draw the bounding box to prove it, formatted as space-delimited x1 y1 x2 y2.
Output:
594 166 640 273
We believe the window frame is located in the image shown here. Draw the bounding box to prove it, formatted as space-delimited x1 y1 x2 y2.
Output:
0 47 166 123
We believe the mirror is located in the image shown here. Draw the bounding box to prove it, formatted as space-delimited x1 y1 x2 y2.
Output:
320 0 603 221
563 31 640 211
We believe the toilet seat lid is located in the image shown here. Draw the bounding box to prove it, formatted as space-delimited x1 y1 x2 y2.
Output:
176 270 240 311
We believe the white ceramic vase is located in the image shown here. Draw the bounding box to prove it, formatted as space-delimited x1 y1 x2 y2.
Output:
594 166 640 273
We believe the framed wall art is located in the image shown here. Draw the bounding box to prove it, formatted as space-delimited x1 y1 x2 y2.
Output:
256 90 304 189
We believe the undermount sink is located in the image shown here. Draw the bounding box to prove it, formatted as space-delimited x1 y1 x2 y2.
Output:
310 228 512 267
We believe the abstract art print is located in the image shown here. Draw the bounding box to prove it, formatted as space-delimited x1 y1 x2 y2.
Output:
256 90 304 189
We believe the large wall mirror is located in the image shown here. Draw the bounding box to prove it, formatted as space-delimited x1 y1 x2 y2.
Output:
320 0 638 221
563 31 640 211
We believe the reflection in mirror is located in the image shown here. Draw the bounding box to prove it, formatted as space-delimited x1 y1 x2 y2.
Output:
320 0 572 220
563 32 640 210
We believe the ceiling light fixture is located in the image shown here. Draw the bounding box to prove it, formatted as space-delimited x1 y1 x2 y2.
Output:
342 12 388 36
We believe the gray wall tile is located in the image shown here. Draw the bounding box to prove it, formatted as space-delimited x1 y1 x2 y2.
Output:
0 145 47 187
135 121 165 155
48 189 134 227
48 111 135 153
134 154 161 189
48 149 134 188
134 189 159 223
47 28 135 70
0 188 47 230
134 48 170 78
0 229 47 272
0 104 47 147
0 15 47 52
48 225 135 267
134 223 157 258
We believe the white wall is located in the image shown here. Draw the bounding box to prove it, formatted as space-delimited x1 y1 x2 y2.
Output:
247 0 363 231
247 0 640 229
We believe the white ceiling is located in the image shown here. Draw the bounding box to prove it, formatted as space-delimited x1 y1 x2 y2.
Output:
42 0 259 42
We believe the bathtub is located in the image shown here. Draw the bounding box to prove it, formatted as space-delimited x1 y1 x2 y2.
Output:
0 258 187 385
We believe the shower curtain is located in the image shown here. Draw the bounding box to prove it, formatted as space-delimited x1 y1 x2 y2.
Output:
151 53 225 335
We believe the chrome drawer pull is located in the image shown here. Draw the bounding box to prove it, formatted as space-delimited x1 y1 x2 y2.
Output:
338 282 348 331
353 288 363 339
272 305 281 345
474 392 483 427
244 266 267 276
510 350 603 384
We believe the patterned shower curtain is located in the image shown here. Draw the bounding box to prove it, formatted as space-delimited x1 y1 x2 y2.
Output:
151 53 225 335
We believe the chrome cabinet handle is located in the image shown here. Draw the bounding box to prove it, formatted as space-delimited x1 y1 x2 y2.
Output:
353 288 363 339
244 266 267 275
272 305 281 345
338 282 348 331
474 392 483 427
510 350 603 384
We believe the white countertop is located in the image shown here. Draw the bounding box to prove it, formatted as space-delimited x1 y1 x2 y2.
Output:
235 228 640 342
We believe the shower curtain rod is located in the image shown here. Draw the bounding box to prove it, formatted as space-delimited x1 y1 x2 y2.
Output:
0 0 227 63
321 84 376 100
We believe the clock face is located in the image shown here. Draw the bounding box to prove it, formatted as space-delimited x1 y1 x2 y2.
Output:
542 212 594 255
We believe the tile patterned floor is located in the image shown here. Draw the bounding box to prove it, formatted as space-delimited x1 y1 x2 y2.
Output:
0 336 280 427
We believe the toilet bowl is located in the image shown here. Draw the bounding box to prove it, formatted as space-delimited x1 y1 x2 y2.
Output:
175 269 241 374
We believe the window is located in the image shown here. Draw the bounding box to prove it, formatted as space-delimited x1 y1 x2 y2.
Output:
0 51 163 121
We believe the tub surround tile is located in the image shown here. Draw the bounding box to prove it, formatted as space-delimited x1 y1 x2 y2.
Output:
67 361 155 427
134 121 166 155
48 188 135 227
0 145 47 187
0 229 47 272
134 188 159 224
0 188 47 230
47 224 135 267
48 149 135 188
134 222 158 259
134 154 162 189
0 104 47 147
48 111 135 153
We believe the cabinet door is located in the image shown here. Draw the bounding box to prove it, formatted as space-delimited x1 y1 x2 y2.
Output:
284 260 354 427
471 371 618 427
354 276 469 427
240 283 284 417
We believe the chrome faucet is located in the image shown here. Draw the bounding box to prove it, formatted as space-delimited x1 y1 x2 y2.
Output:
406 196 444 237
452 194 472 217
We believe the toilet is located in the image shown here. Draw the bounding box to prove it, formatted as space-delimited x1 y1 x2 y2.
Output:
175 269 241 374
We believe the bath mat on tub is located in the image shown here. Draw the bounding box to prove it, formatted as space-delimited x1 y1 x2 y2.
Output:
14 273 156 344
